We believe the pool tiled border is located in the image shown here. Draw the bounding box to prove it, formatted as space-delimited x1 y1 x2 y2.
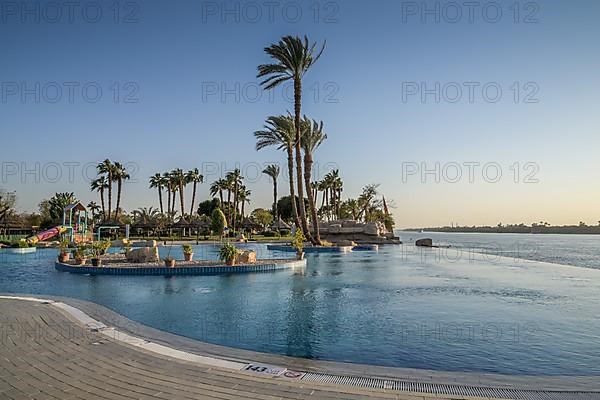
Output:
55 259 306 276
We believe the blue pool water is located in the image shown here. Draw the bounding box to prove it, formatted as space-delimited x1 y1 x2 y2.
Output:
1 234 599 376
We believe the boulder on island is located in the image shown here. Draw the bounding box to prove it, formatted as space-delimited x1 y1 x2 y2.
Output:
236 250 257 264
126 247 160 263
415 238 433 247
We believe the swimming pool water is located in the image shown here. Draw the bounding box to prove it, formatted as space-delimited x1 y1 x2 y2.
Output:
1 235 599 376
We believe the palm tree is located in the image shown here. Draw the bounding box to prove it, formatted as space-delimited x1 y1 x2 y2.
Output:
112 162 130 222
262 164 280 218
186 168 203 217
258 35 325 244
87 201 100 226
149 173 164 214
163 172 173 216
254 115 301 230
226 169 244 232
301 116 327 243
132 207 159 225
238 186 251 220
171 169 187 222
90 176 108 221
209 178 227 206
97 159 114 220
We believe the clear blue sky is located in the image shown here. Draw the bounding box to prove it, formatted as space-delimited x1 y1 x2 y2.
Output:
1 0 599 227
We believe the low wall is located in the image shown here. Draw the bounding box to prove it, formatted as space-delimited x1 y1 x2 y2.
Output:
55 259 306 276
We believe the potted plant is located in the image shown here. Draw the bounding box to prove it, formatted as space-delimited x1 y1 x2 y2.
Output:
292 229 306 260
218 243 239 266
90 242 103 267
58 239 70 263
182 244 194 261
100 240 111 255
163 256 176 268
73 244 88 266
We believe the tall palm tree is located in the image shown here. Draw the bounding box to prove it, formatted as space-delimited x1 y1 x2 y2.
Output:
87 201 100 226
210 179 226 206
258 35 325 244
238 186 251 220
262 164 280 218
163 172 173 216
171 169 186 221
149 173 164 214
254 115 301 230
301 116 327 243
226 169 243 232
90 176 108 221
97 159 114 221
186 168 203 217
112 162 130 222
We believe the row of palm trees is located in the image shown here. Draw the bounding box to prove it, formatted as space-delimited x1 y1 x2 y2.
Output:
255 35 327 245
312 169 344 221
90 159 130 222
208 169 252 232
148 169 204 222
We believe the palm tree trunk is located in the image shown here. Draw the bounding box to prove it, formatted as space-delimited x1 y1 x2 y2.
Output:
179 183 185 221
107 173 113 221
286 146 301 230
226 190 231 225
167 188 171 216
303 153 321 244
233 183 239 233
189 182 197 217
218 190 224 207
158 187 164 214
273 179 278 219
99 189 106 221
115 180 122 221
293 78 314 243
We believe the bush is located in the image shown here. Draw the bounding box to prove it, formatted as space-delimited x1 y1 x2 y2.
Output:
10 241 31 248
279 229 291 236
218 243 240 263
262 231 277 237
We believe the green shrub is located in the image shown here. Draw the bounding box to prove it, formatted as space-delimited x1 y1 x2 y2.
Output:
218 243 240 263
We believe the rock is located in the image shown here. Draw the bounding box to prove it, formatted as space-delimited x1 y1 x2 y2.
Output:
416 238 433 247
333 240 357 247
132 240 157 248
329 224 342 234
364 222 380 235
236 250 256 264
111 239 129 247
126 247 159 263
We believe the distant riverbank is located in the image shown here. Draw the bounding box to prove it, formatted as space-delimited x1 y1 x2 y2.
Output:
402 225 600 235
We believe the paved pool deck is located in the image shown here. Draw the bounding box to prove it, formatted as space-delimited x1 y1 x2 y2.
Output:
0 296 598 400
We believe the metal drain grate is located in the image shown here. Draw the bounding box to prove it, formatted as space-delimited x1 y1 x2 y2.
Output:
300 373 600 400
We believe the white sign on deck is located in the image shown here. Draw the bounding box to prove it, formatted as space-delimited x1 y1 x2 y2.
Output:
243 363 286 376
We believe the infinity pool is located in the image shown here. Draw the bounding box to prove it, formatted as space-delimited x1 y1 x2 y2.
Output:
1 238 599 376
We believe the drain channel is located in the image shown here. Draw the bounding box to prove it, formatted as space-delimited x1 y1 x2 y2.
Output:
301 373 600 399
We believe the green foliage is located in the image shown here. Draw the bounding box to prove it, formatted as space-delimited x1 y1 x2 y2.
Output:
39 192 77 227
197 198 221 217
10 240 31 248
291 229 305 253
210 208 227 236
277 196 308 223
218 243 240 263
182 244 193 254
250 208 273 228
73 244 88 259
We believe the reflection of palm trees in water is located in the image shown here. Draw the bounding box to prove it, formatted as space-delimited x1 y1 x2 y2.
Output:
285 257 345 359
